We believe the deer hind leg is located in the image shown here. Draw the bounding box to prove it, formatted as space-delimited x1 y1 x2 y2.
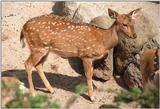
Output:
35 62 54 93
31 49 54 94
25 55 35 96
82 58 94 101
25 48 53 96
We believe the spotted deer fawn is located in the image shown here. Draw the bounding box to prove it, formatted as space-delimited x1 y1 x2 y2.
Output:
140 48 159 91
20 8 141 101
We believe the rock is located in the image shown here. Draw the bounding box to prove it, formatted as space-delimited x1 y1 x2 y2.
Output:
114 35 141 76
72 3 106 23
123 63 142 89
89 16 114 28
52 2 79 19
134 12 159 46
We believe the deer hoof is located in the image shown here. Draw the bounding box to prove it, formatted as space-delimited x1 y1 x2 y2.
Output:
50 87 54 94
90 95 95 102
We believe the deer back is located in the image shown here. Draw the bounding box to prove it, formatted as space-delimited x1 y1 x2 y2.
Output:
22 14 107 58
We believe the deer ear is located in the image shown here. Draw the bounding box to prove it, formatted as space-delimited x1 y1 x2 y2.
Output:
129 8 142 19
108 8 118 19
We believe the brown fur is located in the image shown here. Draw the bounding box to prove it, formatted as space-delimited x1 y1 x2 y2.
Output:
21 8 141 101
140 48 159 91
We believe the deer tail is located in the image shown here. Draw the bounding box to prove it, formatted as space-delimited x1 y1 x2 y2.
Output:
20 30 25 48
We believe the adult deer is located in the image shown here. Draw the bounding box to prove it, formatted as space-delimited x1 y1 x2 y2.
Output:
20 8 141 101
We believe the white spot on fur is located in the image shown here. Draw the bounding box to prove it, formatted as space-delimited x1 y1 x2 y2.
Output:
42 22 46 24
86 47 90 49
66 22 70 25
38 22 41 24
52 22 56 25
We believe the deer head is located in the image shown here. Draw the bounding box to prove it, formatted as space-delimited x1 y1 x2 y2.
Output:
108 8 142 39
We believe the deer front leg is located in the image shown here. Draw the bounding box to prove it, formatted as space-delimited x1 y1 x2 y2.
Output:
82 58 94 101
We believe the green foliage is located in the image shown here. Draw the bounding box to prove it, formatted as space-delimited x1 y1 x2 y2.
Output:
6 89 60 108
3 81 86 108
29 95 49 108
138 88 159 108
2 81 59 108
114 86 159 108
114 87 142 104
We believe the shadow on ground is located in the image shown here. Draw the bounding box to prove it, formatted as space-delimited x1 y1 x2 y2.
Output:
2 69 86 93
67 57 84 75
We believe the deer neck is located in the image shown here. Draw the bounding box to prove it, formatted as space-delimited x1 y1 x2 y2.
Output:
103 21 119 50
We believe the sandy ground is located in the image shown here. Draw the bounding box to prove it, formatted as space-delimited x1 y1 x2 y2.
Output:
1 2 122 108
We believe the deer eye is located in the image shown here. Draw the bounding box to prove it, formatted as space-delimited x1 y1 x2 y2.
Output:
123 23 128 27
